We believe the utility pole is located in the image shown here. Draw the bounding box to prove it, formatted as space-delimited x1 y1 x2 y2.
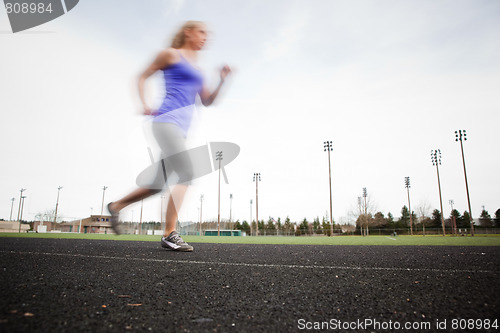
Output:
324 141 334 236
455 130 474 236
431 149 446 236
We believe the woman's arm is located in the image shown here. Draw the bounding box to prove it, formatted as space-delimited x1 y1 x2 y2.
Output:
200 65 231 107
138 49 177 114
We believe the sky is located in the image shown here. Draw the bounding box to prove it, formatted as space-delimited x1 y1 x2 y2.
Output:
1 0 499 226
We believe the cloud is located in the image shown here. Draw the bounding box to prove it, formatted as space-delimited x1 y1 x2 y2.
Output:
165 0 185 16
262 2 310 62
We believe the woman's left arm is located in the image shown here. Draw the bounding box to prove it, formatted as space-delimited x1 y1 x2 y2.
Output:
200 65 231 106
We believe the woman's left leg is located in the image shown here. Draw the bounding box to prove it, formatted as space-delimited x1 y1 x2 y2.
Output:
164 184 189 237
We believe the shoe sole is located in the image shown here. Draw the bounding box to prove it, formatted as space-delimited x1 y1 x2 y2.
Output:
107 203 121 235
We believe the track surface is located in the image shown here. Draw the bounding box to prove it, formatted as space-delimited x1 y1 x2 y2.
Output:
1 238 499 332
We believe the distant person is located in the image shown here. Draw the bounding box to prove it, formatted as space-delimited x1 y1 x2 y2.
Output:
108 21 231 251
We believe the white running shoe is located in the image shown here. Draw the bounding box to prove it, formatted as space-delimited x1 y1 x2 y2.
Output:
161 231 193 252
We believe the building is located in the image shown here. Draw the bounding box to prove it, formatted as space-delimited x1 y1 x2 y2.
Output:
30 215 115 234
0 221 30 233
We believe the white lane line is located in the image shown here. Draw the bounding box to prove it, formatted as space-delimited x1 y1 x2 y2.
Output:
385 236 397 241
1 250 495 274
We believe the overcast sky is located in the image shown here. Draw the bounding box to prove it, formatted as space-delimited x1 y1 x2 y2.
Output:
1 0 499 225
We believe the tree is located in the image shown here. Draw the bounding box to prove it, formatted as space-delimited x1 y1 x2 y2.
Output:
251 220 257 235
283 216 293 236
35 209 57 224
356 213 373 235
241 221 250 234
411 211 418 229
373 212 387 228
419 216 431 233
462 211 472 228
349 192 377 236
416 201 431 233
494 209 500 228
449 209 464 230
234 221 242 230
321 215 331 236
265 217 275 234
450 209 462 222
449 209 462 233
386 212 395 229
431 209 442 228
275 217 282 232
312 217 321 234
258 219 265 232
398 206 410 228
479 209 493 227
299 218 309 235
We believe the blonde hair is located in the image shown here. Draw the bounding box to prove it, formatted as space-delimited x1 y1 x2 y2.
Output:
170 21 205 49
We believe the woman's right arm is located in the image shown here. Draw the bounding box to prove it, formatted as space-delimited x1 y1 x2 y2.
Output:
138 48 176 115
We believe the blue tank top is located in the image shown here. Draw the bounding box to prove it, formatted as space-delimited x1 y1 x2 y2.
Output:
153 51 204 136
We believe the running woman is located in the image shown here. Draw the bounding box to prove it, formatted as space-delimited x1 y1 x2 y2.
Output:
108 21 231 251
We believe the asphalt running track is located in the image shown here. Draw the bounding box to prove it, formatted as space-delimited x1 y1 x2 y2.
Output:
1 238 499 332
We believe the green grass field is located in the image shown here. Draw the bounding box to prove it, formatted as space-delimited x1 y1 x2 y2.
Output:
1 232 499 246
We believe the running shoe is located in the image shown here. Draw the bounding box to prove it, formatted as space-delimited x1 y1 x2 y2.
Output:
161 231 193 252
107 202 121 235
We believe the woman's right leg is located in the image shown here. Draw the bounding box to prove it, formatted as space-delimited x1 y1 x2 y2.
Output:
109 188 160 213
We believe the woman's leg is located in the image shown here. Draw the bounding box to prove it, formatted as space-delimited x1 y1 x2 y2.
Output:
164 184 188 237
109 188 160 213
151 122 193 237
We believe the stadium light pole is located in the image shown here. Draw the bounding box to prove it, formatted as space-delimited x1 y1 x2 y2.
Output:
449 199 456 236
216 151 223 236
139 199 143 235
431 149 446 236
455 130 474 236
200 194 204 236
16 188 26 224
229 194 233 234
160 195 166 225
253 173 261 236
357 196 362 236
362 188 367 214
250 199 253 236
100 186 108 219
18 196 27 232
9 197 15 221
323 141 334 236
53 186 63 224
363 187 368 236
405 177 413 235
